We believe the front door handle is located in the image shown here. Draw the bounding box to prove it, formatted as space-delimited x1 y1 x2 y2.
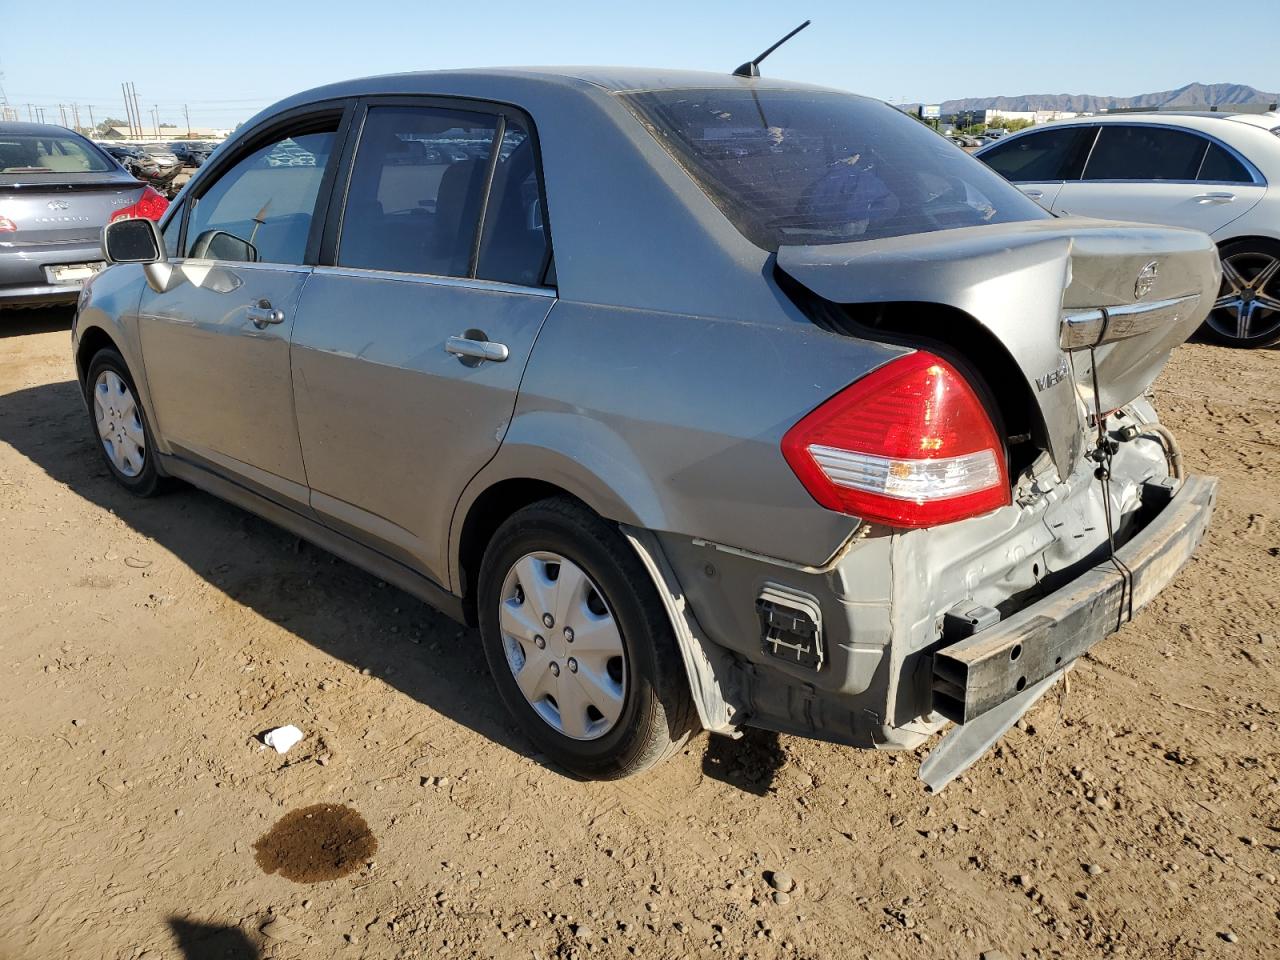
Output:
445 335 509 363
246 299 285 328
1192 192 1236 204
1021 188 1044 199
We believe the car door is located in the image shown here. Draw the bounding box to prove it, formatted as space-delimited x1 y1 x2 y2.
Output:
1051 124 1266 233
977 125 1097 209
290 100 555 587
136 110 348 508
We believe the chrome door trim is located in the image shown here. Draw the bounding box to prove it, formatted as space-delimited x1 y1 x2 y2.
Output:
311 264 557 298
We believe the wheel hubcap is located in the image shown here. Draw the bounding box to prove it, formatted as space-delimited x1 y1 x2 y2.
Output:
1209 251 1280 343
498 551 627 741
93 370 146 478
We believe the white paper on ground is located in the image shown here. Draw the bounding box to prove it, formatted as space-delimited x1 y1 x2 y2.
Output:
263 724 304 754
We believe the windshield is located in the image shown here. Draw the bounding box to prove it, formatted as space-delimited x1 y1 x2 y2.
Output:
622 88 1049 250
0 133 113 174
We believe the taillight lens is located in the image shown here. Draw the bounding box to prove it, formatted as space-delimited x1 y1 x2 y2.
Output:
0 215 16 232
109 185 169 223
782 351 1010 528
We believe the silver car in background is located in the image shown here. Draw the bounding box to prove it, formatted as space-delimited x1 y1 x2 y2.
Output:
0 122 168 307
74 68 1218 791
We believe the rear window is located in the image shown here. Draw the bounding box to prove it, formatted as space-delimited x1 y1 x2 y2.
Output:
621 88 1048 251
0 133 113 174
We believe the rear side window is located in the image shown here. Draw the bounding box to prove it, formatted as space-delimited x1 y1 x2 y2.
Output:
1197 143 1252 183
186 128 336 264
476 119 549 286
622 88 1048 251
979 126 1096 182
338 106 498 278
1082 126 1208 181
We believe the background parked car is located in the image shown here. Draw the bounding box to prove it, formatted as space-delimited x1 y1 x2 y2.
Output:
0 122 167 307
100 144 183 196
977 111 1280 347
168 142 213 168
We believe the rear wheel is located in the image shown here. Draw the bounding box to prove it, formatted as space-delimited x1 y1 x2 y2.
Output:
477 497 697 779
83 348 167 497
1204 239 1280 348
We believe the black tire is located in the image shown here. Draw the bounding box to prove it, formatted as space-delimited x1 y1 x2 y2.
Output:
83 347 169 497
477 497 697 779
1202 238 1280 348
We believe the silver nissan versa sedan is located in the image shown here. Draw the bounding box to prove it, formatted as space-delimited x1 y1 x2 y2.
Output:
74 68 1219 791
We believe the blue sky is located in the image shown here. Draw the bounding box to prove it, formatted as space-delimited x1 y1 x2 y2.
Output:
2 0 1272 129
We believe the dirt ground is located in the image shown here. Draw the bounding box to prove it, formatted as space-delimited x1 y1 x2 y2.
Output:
0 307 1277 960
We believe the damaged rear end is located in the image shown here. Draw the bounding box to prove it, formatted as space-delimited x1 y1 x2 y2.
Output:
773 218 1220 790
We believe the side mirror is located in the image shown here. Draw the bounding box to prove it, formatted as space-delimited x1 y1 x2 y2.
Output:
102 217 164 264
189 229 258 263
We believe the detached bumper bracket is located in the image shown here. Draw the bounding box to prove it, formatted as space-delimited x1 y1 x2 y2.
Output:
931 474 1217 726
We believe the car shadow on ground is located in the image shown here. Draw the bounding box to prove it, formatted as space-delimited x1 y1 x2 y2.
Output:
0 374 784 792
1 305 75 338
0 375 564 776
168 918 260 960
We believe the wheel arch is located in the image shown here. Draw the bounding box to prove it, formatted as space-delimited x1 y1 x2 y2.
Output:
75 324 123 384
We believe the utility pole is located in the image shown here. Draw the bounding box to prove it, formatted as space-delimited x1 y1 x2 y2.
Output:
88 105 96 134
72 103 82 132
151 104 159 139
131 84 143 138
26 103 32 121
58 103 67 126
183 103 191 139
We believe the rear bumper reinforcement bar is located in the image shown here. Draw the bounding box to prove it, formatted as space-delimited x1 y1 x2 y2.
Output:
920 474 1216 792
932 474 1217 728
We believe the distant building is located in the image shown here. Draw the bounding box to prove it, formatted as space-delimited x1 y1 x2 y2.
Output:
98 125 232 142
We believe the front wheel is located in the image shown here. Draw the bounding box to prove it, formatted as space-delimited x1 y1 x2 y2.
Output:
83 348 168 497
477 497 697 779
1204 239 1280 348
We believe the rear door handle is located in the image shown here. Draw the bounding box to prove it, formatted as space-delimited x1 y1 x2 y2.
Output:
246 299 285 328
1021 188 1044 199
445 335 509 363
1192 192 1236 204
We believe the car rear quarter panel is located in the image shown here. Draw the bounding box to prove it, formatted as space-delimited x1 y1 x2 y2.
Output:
451 298 911 582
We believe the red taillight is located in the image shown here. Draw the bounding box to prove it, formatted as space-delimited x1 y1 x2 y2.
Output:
0 215 16 233
109 186 169 223
782 351 1010 528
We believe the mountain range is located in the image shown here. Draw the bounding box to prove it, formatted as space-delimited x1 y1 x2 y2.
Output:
912 82 1278 115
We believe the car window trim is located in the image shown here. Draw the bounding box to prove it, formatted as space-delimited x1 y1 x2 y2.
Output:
320 93 556 290
313 263 556 297
179 98 357 266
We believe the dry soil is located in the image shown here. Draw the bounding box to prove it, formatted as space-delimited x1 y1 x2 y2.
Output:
0 308 1277 960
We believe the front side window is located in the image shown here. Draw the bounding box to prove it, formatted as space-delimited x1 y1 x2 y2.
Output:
979 126 1096 182
622 88 1048 251
339 106 499 277
185 127 337 264
0 133 113 174
161 200 185 258
1082 126 1207 181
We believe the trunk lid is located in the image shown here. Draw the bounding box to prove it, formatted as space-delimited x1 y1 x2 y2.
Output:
0 174 145 246
775 217 1219 478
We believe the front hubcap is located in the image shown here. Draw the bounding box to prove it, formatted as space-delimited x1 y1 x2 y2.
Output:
93 370 146 478
1210 251 1280 343
498 551 627 741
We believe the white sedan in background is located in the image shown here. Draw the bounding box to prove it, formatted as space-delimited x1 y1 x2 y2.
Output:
978 111 1280 347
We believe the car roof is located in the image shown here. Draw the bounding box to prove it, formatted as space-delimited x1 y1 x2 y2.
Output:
1079 111 1280 132
0 120 84 137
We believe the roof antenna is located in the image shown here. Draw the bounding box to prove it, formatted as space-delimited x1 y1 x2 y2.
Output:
733 20 812 78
